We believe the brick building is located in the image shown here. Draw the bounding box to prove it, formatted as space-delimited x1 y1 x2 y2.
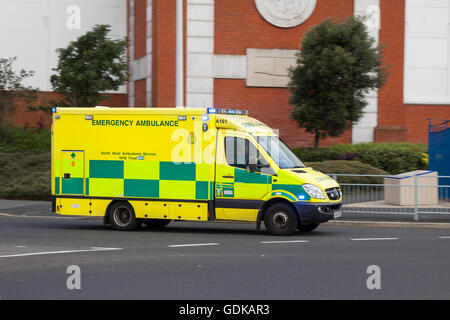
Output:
3 0 449 146
128 0 449 147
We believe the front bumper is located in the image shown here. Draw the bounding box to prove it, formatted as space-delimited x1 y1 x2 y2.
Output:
292 201 343 224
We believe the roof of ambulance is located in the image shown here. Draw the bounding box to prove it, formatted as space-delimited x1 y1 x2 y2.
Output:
55 107 208 115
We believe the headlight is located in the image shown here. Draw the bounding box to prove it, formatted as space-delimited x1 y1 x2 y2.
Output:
302 184 326 199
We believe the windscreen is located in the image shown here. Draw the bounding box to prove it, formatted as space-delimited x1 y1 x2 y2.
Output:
255 135 306 169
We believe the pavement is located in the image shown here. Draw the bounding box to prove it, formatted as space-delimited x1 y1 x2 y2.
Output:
0 199 450 299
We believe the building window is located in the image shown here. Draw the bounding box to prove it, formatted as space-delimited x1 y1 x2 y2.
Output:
404 0 450 104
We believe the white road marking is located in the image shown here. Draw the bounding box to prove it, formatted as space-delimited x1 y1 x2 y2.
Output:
438 236 450 239
351 237 399 241
169 243 219 248
0 213 74 219
0 247 122 258
260 240 309 244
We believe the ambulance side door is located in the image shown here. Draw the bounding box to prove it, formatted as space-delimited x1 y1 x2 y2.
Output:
214 130 273 221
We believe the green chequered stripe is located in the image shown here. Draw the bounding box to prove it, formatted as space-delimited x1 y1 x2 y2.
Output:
234 168 268 184
124 179 159 197
195 181 209 200
62 177 84 195
159 162 196 181
195 181 214 200
90 160 124 179
55 177 60 195
57 159 214 200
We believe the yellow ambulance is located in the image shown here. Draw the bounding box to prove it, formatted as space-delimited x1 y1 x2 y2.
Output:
51 107 342 235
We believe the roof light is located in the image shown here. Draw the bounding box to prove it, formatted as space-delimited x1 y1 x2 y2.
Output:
207 107 248 115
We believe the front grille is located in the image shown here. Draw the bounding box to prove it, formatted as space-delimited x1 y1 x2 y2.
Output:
325 187 341 200
318 204 342 213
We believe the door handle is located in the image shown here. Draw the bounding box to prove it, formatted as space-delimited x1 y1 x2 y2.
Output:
222 175 234 179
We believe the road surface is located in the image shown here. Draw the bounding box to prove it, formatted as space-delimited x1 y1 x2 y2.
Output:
0 210 449 300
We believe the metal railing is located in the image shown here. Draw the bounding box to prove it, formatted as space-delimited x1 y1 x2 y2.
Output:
329 173 450 221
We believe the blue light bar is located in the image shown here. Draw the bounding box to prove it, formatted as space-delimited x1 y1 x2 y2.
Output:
207 107 248 115
52 107 57 113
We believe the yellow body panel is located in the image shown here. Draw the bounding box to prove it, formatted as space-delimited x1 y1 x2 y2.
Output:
58 198 90 216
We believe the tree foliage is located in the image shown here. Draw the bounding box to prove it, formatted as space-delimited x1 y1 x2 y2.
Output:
288 16 389 147
0 57 36 124
50 24 128 107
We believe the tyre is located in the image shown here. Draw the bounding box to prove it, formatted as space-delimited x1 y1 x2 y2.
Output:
264 203 298 236
297 223 319 232
109 202 142 231
143 219 172 229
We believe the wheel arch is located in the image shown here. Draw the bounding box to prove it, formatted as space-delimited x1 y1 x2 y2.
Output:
103 199 133 225
260 197 298 222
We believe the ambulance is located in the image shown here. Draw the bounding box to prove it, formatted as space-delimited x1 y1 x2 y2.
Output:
51 107 342 235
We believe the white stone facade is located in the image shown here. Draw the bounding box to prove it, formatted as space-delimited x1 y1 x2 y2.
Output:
186 0 215 107
352 0 380 144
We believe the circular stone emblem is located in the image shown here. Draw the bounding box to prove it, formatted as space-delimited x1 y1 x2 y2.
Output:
255 0 317 28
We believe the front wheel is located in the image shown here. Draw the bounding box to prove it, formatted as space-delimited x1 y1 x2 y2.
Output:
264 203 298 236
109 202 142 231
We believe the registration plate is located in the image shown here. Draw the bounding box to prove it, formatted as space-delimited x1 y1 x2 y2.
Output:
333 210 342 219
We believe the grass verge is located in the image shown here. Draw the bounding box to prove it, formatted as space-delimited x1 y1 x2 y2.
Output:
0 152 51 200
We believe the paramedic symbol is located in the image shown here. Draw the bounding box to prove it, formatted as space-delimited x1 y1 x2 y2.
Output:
71 152 76 167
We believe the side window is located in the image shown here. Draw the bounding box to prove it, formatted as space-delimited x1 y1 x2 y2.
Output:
224 137 268 172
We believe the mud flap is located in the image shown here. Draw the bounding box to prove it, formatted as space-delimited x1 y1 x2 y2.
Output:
256 209 262 231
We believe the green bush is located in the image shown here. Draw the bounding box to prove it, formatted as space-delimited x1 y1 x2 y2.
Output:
0 152 51 200
0 125 51 153
294 143 427 174
306 160 388 184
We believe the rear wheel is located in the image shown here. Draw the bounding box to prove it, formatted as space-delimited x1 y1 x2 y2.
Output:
109 202 142 231
297 223 319 232
144 219 172 229
264 203 298 236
